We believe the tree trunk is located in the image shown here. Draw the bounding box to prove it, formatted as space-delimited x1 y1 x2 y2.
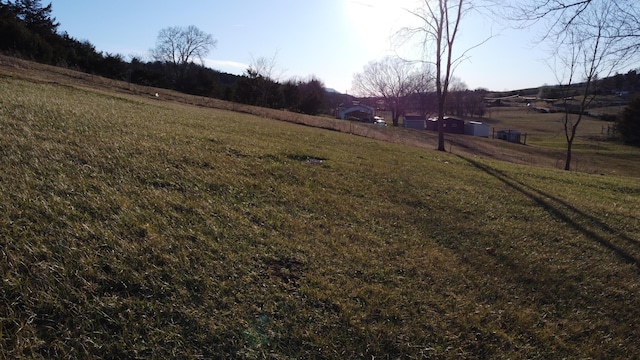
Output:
437 98 446 151
438 120 445 151
564 140 573 170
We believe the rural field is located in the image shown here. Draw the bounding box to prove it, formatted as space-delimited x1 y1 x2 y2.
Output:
1 57 640 358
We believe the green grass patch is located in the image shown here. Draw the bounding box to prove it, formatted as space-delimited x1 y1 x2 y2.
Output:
2 70 640 358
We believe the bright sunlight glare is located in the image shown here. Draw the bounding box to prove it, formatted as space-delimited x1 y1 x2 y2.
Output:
345 0 420 59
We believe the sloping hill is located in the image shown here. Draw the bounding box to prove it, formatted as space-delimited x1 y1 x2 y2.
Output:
4 54 638 178
1 58 640 358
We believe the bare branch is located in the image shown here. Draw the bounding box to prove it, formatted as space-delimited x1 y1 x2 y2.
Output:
151 25 216 67
397 0 494 150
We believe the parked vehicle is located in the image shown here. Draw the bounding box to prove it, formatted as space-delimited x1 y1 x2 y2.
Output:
373 116 387 126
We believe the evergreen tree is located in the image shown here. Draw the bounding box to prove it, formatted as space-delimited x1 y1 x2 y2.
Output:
297 77 325 115
0 0 60 62
8 0 58 36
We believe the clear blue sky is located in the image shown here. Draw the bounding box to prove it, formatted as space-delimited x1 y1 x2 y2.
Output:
50 0 558 92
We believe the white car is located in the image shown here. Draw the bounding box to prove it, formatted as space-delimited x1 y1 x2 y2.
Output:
373 117 387 126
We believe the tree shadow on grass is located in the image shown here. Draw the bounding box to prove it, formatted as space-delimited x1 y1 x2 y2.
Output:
458 155 640 270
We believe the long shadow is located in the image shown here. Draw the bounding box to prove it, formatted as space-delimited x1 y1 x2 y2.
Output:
458 155 640 269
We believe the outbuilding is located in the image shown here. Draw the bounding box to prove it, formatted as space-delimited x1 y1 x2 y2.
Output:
403 115 426 130
464 121 490 137
496 129 522 143
443 117 465 134
336 104 374 121
426 117 438 131
426 116 465 134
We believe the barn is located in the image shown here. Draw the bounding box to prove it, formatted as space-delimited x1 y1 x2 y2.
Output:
464 121 490 137
404 115 426 130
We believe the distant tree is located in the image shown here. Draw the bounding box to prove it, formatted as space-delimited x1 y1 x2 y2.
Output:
297 76 326 115
446 77 467 116
410 91 438 119
223 86 234 101
447 86 487 117
410 63 436 118
466 88 487 117
352 56 424 126
178 63 219 97
96 53 128 80
235 69 260 105
0 0 59 62
0 2 31 55
281 79 300 111
151 25 217 89
559 11 622 170
7 0 58 36
235 67 282 108
248 52 282 82
243 54 283 108
537 85 561 100
617 97 640 146
129 60 171 88
512 0 636 170
60 37 102 72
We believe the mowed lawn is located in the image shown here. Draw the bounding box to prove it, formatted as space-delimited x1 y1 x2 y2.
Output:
1 74 640 358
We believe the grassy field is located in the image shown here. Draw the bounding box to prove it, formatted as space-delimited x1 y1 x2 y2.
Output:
1 58 640 358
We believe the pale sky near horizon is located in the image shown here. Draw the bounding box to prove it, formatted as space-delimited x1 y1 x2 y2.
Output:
50 0 562 93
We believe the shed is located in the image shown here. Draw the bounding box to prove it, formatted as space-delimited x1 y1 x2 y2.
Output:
496 129 522 143
443 117 465 134
404 115 426 130
464 121 490 137
426 116 465 134
426 117 438 131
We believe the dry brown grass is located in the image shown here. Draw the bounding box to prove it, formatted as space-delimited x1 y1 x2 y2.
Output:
2 56 640 358
4 54 637 178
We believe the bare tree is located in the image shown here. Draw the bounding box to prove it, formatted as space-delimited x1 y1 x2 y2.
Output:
446 76 467 116
244 52 284 107
401 0 484 151
352 56 426 126
467 88 488 117
508 0 640 48
558 4 630 170
410 63 437 119
248 51 283 81
151 25 216 86
509 0 639 170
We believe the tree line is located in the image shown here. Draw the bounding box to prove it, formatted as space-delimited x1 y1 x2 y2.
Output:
0 0 488 122
0 0 332 115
